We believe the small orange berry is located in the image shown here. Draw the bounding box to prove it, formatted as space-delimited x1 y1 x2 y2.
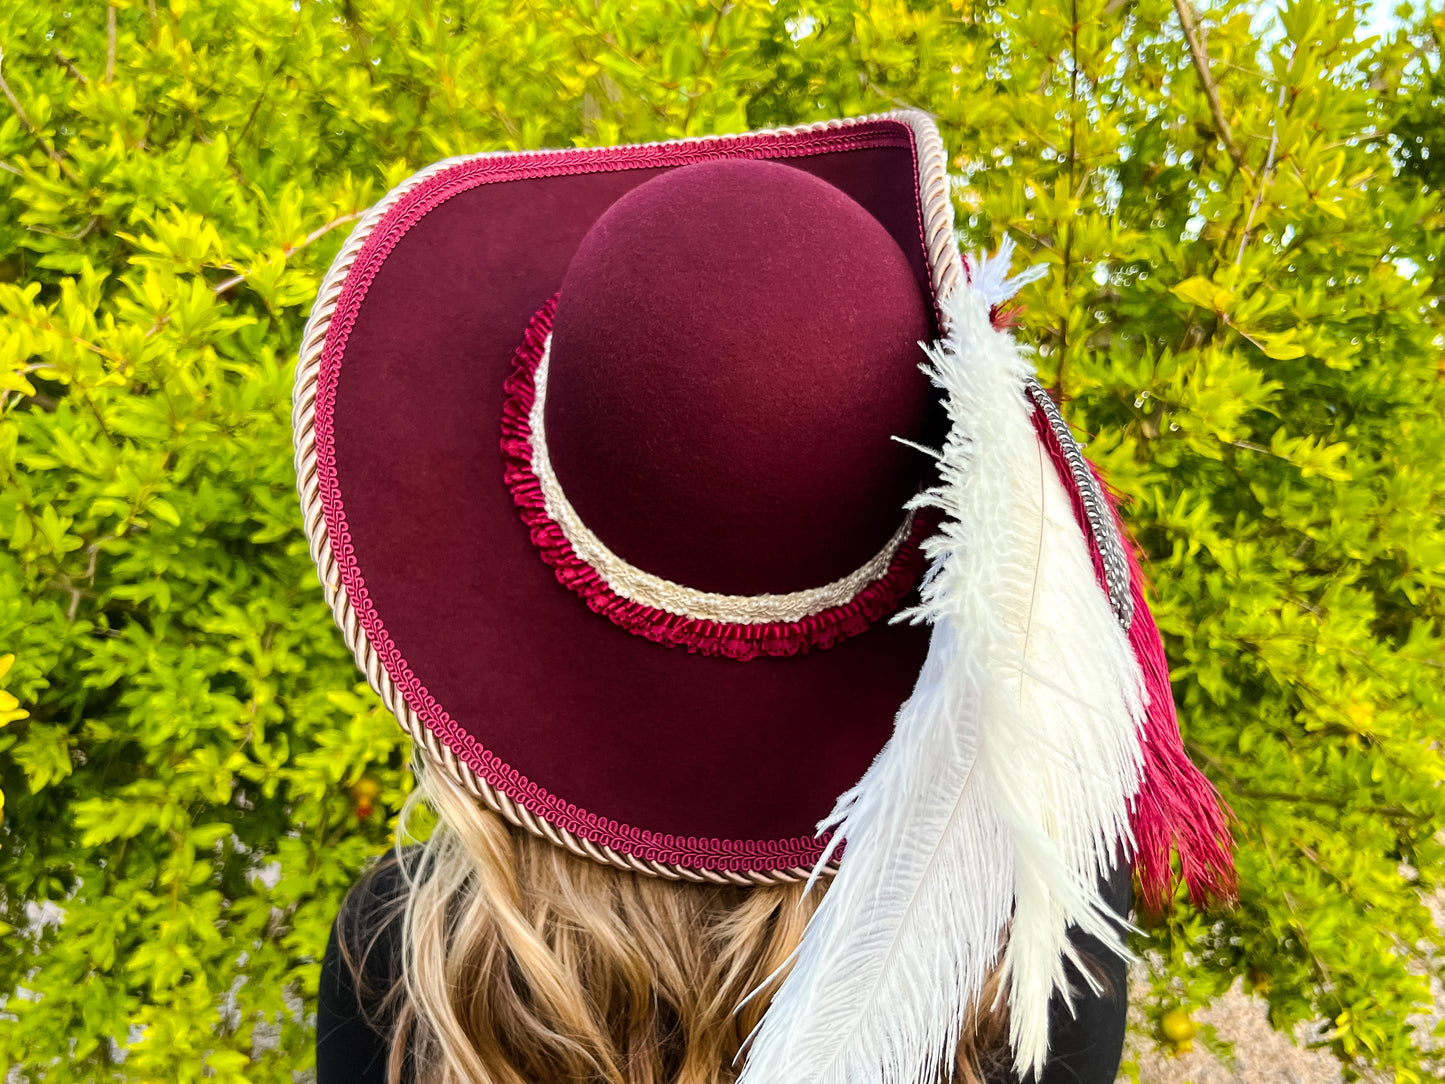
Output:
1161 1008 1198 1044
349 776 381 801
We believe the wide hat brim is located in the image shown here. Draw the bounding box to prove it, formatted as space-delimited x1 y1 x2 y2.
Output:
294 112 965 880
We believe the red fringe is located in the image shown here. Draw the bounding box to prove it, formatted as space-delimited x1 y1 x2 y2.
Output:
500 296 931 661
1031 409 1237 912
1117 532 1238 911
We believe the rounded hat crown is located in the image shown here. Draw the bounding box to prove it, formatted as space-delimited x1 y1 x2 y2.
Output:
545 158 935 596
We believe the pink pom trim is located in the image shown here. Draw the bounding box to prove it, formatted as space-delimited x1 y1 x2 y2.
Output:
1031 406 1237 911
501 296 933 662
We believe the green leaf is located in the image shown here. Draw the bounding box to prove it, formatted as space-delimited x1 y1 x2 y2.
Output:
1170 275 1233 313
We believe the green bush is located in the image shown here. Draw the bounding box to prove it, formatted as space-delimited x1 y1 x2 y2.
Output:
0 0 1441 1080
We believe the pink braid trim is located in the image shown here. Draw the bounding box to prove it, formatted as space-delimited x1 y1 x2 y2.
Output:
502 296 933 661
1031 407 1237 911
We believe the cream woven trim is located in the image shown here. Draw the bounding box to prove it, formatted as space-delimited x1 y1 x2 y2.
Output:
293 109 959 883
529 335 914 624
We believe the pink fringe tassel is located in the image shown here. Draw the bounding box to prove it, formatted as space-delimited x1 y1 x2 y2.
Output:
1116 526 1237 911
1032 408 1236 912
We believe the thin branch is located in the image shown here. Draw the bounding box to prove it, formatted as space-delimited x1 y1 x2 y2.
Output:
234 84 269 152
52 52 88 85
1261 837 1346 1006
1172 0 1247 172
1230 787 1422 822
13 317 125 365
1236 46 1297 265
78 386 116 445
211 210 366 296
235 8 306 154
26 216 99 241
65 546 100 623
1057 0 1080 400
105 6 117 85
1010 225 1060 254
0 49 82 182
863 80 918 112
681 2 728 132
1225 438 1272 454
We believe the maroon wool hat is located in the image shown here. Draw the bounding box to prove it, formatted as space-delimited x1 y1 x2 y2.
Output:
295 114 961 879
294 109 1229 906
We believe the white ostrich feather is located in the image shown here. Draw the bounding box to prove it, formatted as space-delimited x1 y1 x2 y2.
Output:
737 252 1147 1084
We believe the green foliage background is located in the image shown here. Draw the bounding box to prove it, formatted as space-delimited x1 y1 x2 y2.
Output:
0 0 1442 1080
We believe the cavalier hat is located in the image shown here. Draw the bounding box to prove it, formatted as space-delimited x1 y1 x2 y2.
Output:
294 111 1233 1083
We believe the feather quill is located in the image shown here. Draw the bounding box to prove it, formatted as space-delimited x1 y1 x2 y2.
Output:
737 247 1148 1084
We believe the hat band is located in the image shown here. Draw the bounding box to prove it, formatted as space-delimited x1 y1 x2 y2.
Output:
501 296 931 660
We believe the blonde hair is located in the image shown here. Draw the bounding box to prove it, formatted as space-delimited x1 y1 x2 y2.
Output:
343 754 1012 1084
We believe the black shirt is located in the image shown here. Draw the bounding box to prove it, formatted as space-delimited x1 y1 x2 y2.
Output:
317 855 1131 1084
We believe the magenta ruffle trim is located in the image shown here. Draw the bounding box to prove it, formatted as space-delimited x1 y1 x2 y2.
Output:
500 295 932 661
1031 406 1237 911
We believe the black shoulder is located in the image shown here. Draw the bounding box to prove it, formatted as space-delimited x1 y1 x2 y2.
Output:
1034 859 1134 1084
317 849 419 1084
335 849 414 998
977 859 1133 1084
